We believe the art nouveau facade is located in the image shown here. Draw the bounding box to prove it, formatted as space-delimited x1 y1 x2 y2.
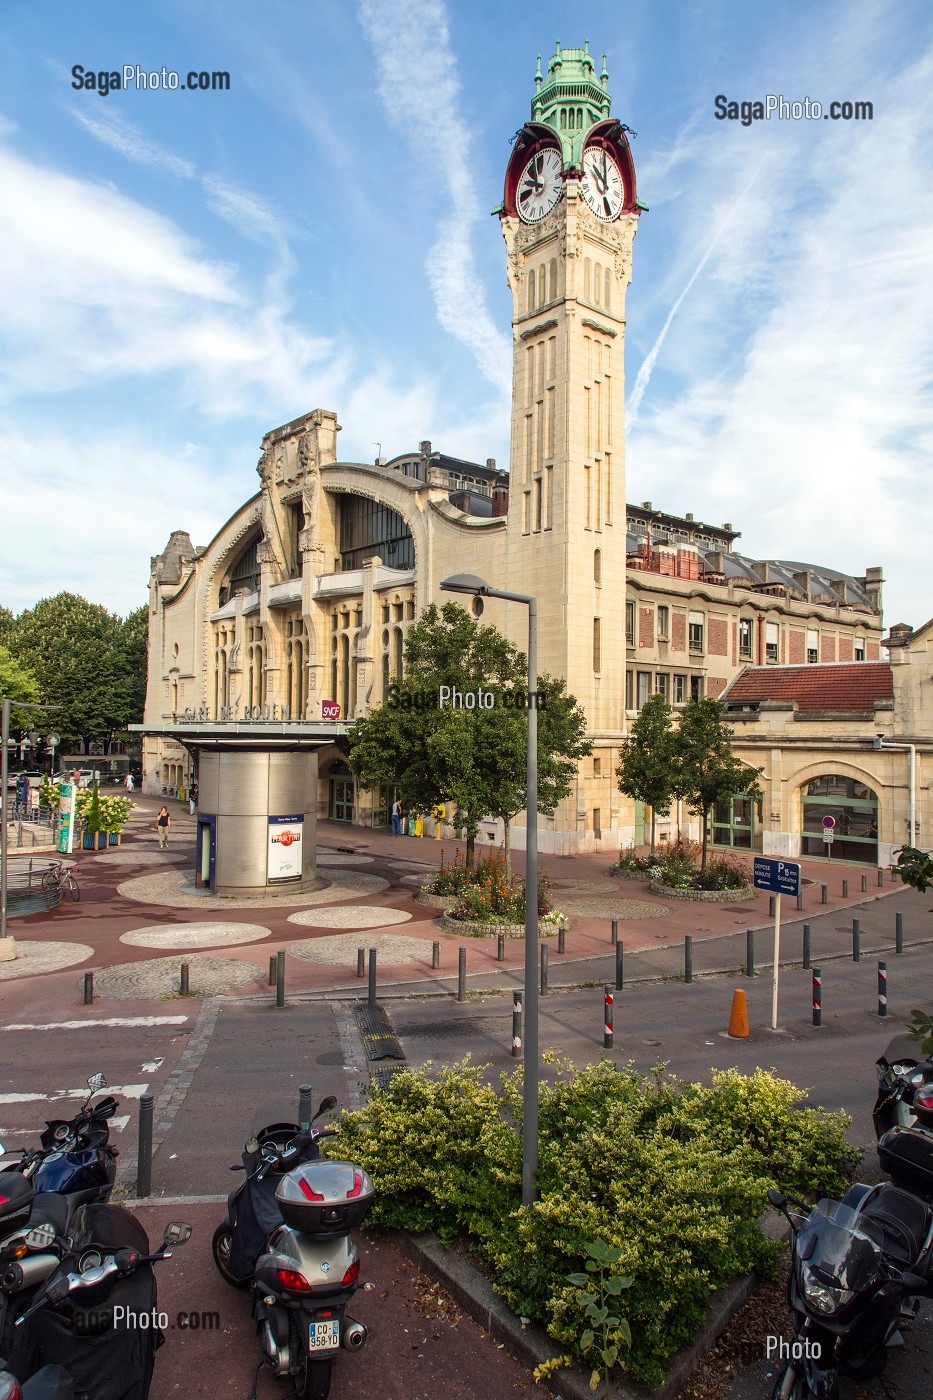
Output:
139 44 913 866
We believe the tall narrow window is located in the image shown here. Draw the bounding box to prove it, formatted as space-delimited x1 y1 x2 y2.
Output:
593 617 602 673
625 601 635 645
393 627 404 680
548 259 557 300
689 612 705 653
604 267 611 308
593 262 601 305
527 275 535 314
544 464 553 529
584 258 592 300
855 636 866 661
533 477 542 532
546 387 555 458
625 670 634 710
594 548 602 585
584 466 591 528
538 266 546 305
806 629 819 664
765 621 779 663
657 604 669 639
739 618 753 658
637 671 650 709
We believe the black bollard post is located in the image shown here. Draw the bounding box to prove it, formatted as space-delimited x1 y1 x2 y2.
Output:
136 1092 153 1199
356 947 365 978
368 948 377 1007
179 963 189 996
276 950 286 1008
558 923 566 955
298 1083 313 1130
843 879 849 898
511 989 523 1057
615 939 624 991
746 929 755 978
821 884 828 905
497 933 505 962
812 967 822 1028
878 961 888 1018
603 985 614 1049
83 971 94 1006
877 869 884 888
432 941 441 970
803 924 811 971
861 874 867 893
268 955 276 986
896 912 904 955
684 935 693 984
540 943 549 997
457 946 467 1003
611 919 618 946
891 867 897 883
852 919 860 962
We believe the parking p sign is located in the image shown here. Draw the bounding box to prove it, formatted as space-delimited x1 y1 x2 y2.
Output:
753 857 801 898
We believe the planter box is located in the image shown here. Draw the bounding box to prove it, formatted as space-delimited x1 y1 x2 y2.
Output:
647 880 757 903
414 891 461 911
107 832 122 846
82 831 107 851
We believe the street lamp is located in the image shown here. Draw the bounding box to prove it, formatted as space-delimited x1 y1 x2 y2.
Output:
440 572 539 1206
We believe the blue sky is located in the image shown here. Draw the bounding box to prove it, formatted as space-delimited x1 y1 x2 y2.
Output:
1 0 931 627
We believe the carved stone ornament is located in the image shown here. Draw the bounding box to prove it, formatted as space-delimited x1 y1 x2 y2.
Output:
257 540 277 565
297 432 317 471
256 446 273 483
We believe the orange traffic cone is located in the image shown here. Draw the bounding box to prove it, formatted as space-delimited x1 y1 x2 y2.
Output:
728 988 749 1038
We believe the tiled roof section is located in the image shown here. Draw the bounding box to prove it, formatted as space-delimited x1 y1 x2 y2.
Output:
724 662 894 713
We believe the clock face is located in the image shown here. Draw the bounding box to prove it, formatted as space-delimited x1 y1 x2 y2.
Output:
580 147 625 222
517 148 563 223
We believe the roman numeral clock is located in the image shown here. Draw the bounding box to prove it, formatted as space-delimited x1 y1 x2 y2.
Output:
497 42 645 740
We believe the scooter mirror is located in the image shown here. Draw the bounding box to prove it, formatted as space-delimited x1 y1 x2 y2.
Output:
162 1223 192 1247
87 1073 106 1093
316 1096 338 1117
24 1225 57 1250
245 1137 260 1154
767 1189 787 1210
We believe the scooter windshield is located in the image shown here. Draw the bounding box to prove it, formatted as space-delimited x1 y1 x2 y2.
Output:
798 1199 885 1291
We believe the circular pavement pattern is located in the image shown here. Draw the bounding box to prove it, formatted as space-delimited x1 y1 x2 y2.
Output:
287 932 436 967
315 853 374 865
399 874 432 888
553 878 631 895
120 921 272 949
92 850 189 867
91 955 264 1000
556 896 673 919
116 869 389 910
286 906 412 930
0 941 95 979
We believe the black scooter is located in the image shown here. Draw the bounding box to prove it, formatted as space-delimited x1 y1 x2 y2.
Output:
769 1186 933 1398
872 1035 933 1140
0 1363 76 1399
0 1075 119 1208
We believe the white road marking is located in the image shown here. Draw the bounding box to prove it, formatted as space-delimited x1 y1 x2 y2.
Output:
1 1018 188 1032
141 1059 164 1073
0 1085 149 1105
108 1115 130 1133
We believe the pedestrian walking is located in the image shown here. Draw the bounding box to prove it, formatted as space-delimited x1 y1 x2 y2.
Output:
155 805 171 848
391 798 403 837
124 773 135 792
188 781 198 816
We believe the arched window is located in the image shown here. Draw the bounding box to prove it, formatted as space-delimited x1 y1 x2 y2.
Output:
527 273 536 313
567 109 575 130
593 262 601 305
594 548 602 584
560 108 566 129
583 258 592 300
577 108 583 127
538 266 546 304
340 634 350 715
285 616 305 718
800 776 879 863
394 627 404 680
604 267 611 309
548 258 557 300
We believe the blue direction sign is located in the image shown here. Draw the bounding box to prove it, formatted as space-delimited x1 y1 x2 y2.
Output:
753 857 801 897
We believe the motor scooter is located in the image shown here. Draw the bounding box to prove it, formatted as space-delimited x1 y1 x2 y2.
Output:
213 1096 375 1400
0 1363 76 1399
872 1035 933 1139
0 1075 119 1209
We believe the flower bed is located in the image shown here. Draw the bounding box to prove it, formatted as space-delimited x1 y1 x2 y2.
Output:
437 912 566 939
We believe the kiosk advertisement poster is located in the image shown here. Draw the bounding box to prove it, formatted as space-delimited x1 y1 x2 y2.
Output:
267 815 303 882
57 781 75 855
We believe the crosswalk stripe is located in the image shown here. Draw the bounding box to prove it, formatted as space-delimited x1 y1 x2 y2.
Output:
1 1018 188 1032
0 1085 149 1105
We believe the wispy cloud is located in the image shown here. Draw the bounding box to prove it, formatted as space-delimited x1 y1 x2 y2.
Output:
358 0 511 393
65 105 195 179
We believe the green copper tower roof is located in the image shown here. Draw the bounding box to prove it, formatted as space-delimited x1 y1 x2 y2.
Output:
531 39 612 167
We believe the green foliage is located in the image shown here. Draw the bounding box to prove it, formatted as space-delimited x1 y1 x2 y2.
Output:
566 1239 633 1396
73 788 134 832
674 700 763 870
905 1009 933 1056
616 693 678 856
327 1058 854 1385
0 644 41 729
83 783 103 834
4 593 147 748
428 849 474 896
893 846 933 894
649 847 751 892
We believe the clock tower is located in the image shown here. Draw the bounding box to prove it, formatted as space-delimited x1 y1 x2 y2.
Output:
499 42 643 850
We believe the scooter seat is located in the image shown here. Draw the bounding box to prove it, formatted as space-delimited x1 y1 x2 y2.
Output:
28 1193 71 1235
861 1186 932 1265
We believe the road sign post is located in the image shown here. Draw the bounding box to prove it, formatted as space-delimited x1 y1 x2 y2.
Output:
822 814 835 862
753 857 802 1030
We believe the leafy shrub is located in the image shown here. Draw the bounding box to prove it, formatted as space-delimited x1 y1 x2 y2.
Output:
327 1058 855 1385
444 848 557 923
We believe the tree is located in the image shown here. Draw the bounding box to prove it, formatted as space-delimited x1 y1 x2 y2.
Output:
0 645 41 730
675 699 763 871
615 693 678 857
349 602 591 874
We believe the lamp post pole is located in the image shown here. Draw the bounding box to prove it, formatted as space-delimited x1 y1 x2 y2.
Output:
440 574 539 1206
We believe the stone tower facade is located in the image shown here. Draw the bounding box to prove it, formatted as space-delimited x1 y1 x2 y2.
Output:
498 43 643 839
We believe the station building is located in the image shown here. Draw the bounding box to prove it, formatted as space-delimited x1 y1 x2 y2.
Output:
137 42 924 885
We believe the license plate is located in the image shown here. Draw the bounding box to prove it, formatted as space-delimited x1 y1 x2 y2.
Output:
309 1320 340 1353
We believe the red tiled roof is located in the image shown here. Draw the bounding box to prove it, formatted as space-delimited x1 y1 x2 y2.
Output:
723 662 893 713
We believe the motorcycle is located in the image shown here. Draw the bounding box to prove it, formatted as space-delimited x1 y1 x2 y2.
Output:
768 1184 933 1398
0 1076 119 1210
212 1096 375 1400
872 1035 933 1140
0 1363 77 1399
6 1208 190 1400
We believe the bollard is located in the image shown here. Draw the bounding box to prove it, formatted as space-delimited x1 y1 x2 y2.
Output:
615 939 624 991
136 1092 154 1199
603 985 614 1049
611 919 618 946
821 883 828 905
861 874 867 893
432 941 441 970
356 947 365 978
843 879 849 898
497 933 505 963
852 919 860 962
803 924 811 971
276 949 286 1008
511 989 523 1057
268 955 276 986
896 912 904 955
540 943 549 997
745 929 755 978
180 963 189 996
368 948 377 1007
684 934 693 984
878 961 888 1018
812 967 822 1027
298 1083 313 1130
558 923 566 955
83 971 94 1006
457 946 467 1003
891 867 897 883
769 895 776 918
878 869 884 888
